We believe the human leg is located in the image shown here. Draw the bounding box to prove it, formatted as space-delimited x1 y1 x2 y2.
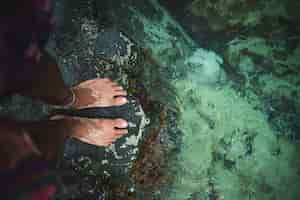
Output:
17 50 128 109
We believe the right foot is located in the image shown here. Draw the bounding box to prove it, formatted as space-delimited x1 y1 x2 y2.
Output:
70 117 128 146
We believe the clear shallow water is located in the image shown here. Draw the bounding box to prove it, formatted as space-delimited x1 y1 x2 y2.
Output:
126 0 300 199
0 0 299 199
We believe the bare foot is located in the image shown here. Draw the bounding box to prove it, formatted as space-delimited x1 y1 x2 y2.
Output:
56 78 129 146
71 117 128 146
70 78 128 109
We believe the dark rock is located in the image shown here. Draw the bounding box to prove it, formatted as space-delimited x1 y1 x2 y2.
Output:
95 28 139 69
58 97 150 197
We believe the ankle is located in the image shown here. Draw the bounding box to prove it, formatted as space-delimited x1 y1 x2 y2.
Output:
52 88 76 108
62 88 76 108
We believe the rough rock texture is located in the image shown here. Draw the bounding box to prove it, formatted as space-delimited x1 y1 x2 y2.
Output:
57 97 150 199
1 0 300 199
49 0 181 199
91 1 300 200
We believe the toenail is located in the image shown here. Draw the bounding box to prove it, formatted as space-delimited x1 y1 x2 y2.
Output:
121 97 127 103
120 121 128 128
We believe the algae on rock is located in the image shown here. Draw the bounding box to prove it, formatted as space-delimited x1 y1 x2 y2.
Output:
119 0 300 199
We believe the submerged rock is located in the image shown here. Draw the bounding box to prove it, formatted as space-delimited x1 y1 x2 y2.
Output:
1 0 300 199
187 0 260 31
57 97 150 198
184 48 226 84
95 27 139 69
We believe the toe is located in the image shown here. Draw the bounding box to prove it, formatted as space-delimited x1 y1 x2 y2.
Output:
114 90 127 96
113 86 124 91
114 119 128 128
113 96 127 106
104 138 116 143
115 129 128 135
110 82 120 87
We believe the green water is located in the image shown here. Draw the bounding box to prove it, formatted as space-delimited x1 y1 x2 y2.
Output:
129 0 300 199
1 0 299 199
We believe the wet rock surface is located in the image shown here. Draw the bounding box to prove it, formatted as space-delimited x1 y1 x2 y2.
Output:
159 0 300 143
1 0 300 199
0 0 180 199
94 0 300 199
56 97 150 199
49 0 181 199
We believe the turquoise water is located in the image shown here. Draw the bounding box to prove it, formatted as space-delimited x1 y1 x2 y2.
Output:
1 0 299 199
127 0 300 199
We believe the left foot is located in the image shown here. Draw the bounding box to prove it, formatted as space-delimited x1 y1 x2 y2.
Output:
69 78 128 109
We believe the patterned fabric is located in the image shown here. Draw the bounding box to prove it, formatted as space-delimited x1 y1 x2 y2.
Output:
0 0 57 199
0 0 53 93
0 157 57 200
